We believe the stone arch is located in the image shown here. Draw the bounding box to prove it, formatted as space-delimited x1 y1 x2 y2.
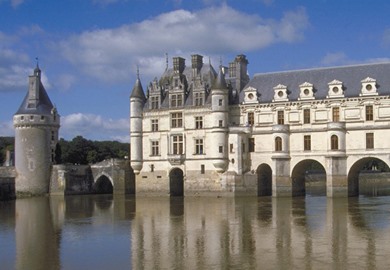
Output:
291 159 326 197
256 163 272 196
348 157 390 196
93 174 113 194
169 168 184 197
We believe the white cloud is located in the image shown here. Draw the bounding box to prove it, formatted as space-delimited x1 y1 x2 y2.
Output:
61 113 129 142
0 120 14 137
59 5 309 84
321 52 349 66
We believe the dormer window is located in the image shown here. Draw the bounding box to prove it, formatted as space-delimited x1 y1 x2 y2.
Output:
273 84 289 102
327 79 344 98
243 86 258 104
299 82 315 100
360 77 378 96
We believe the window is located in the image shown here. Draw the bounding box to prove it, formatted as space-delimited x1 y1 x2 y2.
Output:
151 96 159 109
275 137 282 151
151 119 159 131
171 94 183 107
172 135 183 154
366 105 373 121
248 138 255 152
218 99 223 106
150 164 154 172
248 112 254 126
304 135 311 151
277 111 284 125
332 107 340 122
331 135 338 150
195 139 204 154
195 116 203 129
201 164 205 174
219 145 223 153
230 143 234 153
303 109 310 124
366 133 374 149
171 112 183 128
219 120 223 127
194 92 203 106
51 131 55 141
151 141 160 156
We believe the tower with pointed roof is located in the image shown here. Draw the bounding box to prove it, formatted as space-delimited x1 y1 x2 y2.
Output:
130 71 146 174
13 65 60 196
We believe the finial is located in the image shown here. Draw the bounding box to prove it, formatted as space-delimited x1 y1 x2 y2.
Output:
219 56 222 67
136 65 140 79
35 57 39 68
165 52 168 70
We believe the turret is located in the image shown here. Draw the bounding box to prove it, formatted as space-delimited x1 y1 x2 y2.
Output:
130 72 146 174
13 64 60 196
211 66 229 173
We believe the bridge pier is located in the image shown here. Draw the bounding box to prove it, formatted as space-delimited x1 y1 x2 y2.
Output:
272 157 292 197
326 156 348 197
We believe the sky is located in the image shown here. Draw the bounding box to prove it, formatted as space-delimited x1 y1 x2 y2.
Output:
1 0 390 142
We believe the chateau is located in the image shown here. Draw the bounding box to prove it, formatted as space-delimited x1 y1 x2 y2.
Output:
130 54 390 197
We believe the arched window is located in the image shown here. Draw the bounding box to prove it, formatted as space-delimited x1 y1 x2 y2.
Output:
275 137 282 151
331 135 339 150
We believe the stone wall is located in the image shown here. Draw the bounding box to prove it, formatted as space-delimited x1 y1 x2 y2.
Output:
50 165 94 195
0 166 16 200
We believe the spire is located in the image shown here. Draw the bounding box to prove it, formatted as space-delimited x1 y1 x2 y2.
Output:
130 68 146 101
34 57 41 78
212 65 227 90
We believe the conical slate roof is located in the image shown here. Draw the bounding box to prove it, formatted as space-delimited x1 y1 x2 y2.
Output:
130 77 146 101
212 66 227 90
15 66 55 115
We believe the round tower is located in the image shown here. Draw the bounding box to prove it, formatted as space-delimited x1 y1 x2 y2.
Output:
13 65 60 196
130 72 146 174
211 66 229 173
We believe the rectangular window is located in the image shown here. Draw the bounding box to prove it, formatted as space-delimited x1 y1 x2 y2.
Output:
151 119 159 132
195 139 204 154
171 94 183 107
277 111 284 125
151 141 160 156
171 112 183 128
366 105 373 121
248 138 255 152
151 96 159 109
332 107 340 122
201 164 205 174
195 116 203 129
366 133 374 149
150 164 154 172
219 120 223 127
230 143 234 153
303 109 310 124
248 112 254 126
194 92 203 106
172 135 183 154
304 135 311 151
219 145 223 153
218 99 223 106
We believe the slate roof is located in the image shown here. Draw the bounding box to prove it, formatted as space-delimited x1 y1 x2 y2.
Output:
15 68 55 115
241 62 390 103
130 77 146 101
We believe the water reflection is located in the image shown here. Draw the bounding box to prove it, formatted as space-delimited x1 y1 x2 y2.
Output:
1 195 390 269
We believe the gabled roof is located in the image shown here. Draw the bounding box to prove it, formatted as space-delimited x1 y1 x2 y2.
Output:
241 62 390 103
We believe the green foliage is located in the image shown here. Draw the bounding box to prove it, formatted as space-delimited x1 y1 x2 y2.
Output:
0 137 14 165
58 136 129 165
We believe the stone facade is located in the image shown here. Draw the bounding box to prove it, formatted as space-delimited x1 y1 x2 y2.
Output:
130 54 390 197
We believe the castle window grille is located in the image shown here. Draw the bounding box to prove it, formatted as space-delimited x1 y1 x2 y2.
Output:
171 112 183 128
275 137 282 151
332 107 340 122
304 135 311 151
172 135 183 154
195 116 203 129
331 135 339 150
171 94 183 107
195 139 204 154
151 119 159 131
151 141 160 156
248 138 255 152
277 111 284 125
248 112 254 126
151 96 159 109
194 93 203 106
366 133 374 149
366 105 373 121
303 109 310 124
219 145 224 153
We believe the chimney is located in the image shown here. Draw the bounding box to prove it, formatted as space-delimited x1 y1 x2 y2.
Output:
191 54 203 77
173 57 186 74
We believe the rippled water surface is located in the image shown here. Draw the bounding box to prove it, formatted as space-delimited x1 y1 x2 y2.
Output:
1 195 390 269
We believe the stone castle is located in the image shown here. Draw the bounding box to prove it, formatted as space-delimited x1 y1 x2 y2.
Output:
3 54 390 198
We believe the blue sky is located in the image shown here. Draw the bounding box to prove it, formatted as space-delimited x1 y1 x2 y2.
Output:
1 0 390 142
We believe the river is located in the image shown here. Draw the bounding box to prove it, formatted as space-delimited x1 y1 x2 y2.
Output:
1 194 390 269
